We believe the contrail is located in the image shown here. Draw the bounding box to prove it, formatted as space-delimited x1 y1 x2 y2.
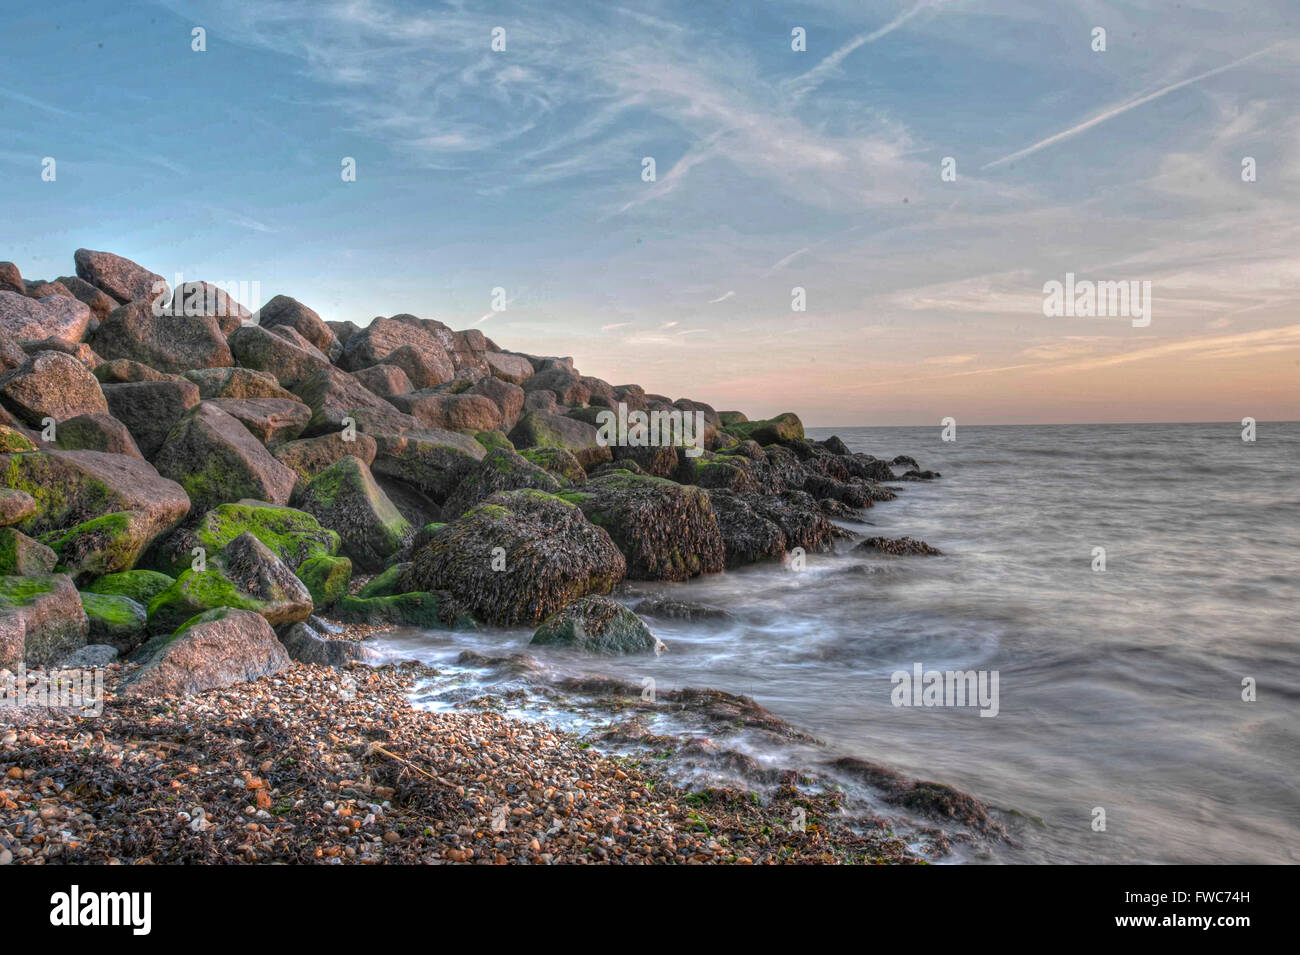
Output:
786 1 944 101
982 44 1282 170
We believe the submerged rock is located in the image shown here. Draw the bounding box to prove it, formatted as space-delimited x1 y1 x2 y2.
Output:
531 595 664 655
854 536 942 556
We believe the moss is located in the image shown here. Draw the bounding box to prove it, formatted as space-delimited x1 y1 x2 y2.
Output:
357 562 406 599
38 512 144 582
0 574 57 606
474 430 514 453
160 502 340 576
146 568 263 633
297 554 352 609
86 569 176 606
0 427 36 453
726 412 804 446
333 592 476 630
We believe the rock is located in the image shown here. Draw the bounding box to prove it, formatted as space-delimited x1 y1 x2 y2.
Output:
521 366 589 405
854 536 942 556
558 473 724 581
57 643 119 668
351 364 413 397
747 490 835 554
365 427 485 502
256 295 341 361
296 554 352 609
206 397 311 445
718 411 748 426
517 446 586 484
227 324 329 391
54 413 144 458
93 358 176 383
0 351 108 426
523 389 557 414
161 282 251 335
154 501 341 577
468 376 525 431
272 431 379 498
0 527 58 575
341 317 454 385
182 367 295 401
0 611 21 670
634 595 734 623
0 263 22 295
473 430 514 454
122 607 290 698
73 248 168 305
79 591 147 652
485 351 533 385
0 333 27 373
326 320 361 347
0 290 92 346
152 403 297 513
0 574 88 666
387 391 502 432
400 489 625 626
145 532 314 633
55 274 121 324
24 279 74 300
0 488 38 526
277 621 375 666
290 364 394 436
84 569 176 607
332 590 473 629
298 456 411 572
530 595 663 655
89 300 233 373
705 491 789 567
101 379 201 458
39 510 171 585
508 411 611 471
726 412 804 446
442 447 561 518
1 449 191 570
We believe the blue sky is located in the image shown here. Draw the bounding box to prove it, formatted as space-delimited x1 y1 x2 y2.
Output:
2 0 1298 424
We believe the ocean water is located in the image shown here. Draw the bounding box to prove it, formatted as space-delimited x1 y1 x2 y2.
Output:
374 422 1300 864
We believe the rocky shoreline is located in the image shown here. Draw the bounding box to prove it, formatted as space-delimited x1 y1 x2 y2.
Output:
0 248 969 865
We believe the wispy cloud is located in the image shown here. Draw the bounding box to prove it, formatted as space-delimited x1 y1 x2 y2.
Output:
708 290 735 304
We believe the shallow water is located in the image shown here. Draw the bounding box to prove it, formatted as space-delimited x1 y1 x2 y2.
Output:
374 422 1300 864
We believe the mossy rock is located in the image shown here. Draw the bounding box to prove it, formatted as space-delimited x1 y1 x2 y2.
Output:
725 412 804 446
442 447 561 517
333 591 476 629
717 411 749 427
517 446 585 484
297 554 352 609
39 510 155 585
473 430 514 453
297 456 411 572
0 527 57 576
86 569 176 607
79 591 148 652
0 426 36 453
531 595 663 655
356 562 410 599
156 501 341 576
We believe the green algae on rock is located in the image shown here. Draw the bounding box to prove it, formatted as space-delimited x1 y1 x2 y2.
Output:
531 595 664 655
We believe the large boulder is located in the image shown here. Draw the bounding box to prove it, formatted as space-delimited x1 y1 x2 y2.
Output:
705 491 788 566
297 456 411 572
0 574 88 666
160 282 251 335
508 411 611 471
442 447 560 518
256 295 341 361
206 397 311 445
0 291 92 346
277 620 374 666
0 263 23 295
89 300 233 374
387 391 502 432
364 427 485 502
558 473 724 581
73 248 168 305
182 366 295 401
0 449 191 573
352 364 413 398
79 591 148 653
0 527 57 575
468 376 525 431
101 378 201 458
272 431 379 498
145 532 314 633
227 324 329 390
521 366 590 406
485 351 533 385
122 607 290 698
54 413 145 458
55 275 119 324
0 489 38 528
289 364 392 435
94 358 176 384
726 412 804 446
340 317 454 385
85 569 175 607
154 500 341 576
399 489 625 626
530 595 663 655
153 403 297 513
295 554 352 608
0 350 109 426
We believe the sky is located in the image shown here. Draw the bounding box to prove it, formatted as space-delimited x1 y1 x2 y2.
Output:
1 0 1298 426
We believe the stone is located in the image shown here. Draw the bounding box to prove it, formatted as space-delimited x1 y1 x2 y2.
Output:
0 290 92 346
297 456 411 572
101 379 201 458
531 595 664 655
0 574 88 666
256 295 341 361
74 248 168 304
206 397 311 445
89 300 233 374
0 527 58 575
53 413 144 458
0 351 108 427
122 607 290 697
